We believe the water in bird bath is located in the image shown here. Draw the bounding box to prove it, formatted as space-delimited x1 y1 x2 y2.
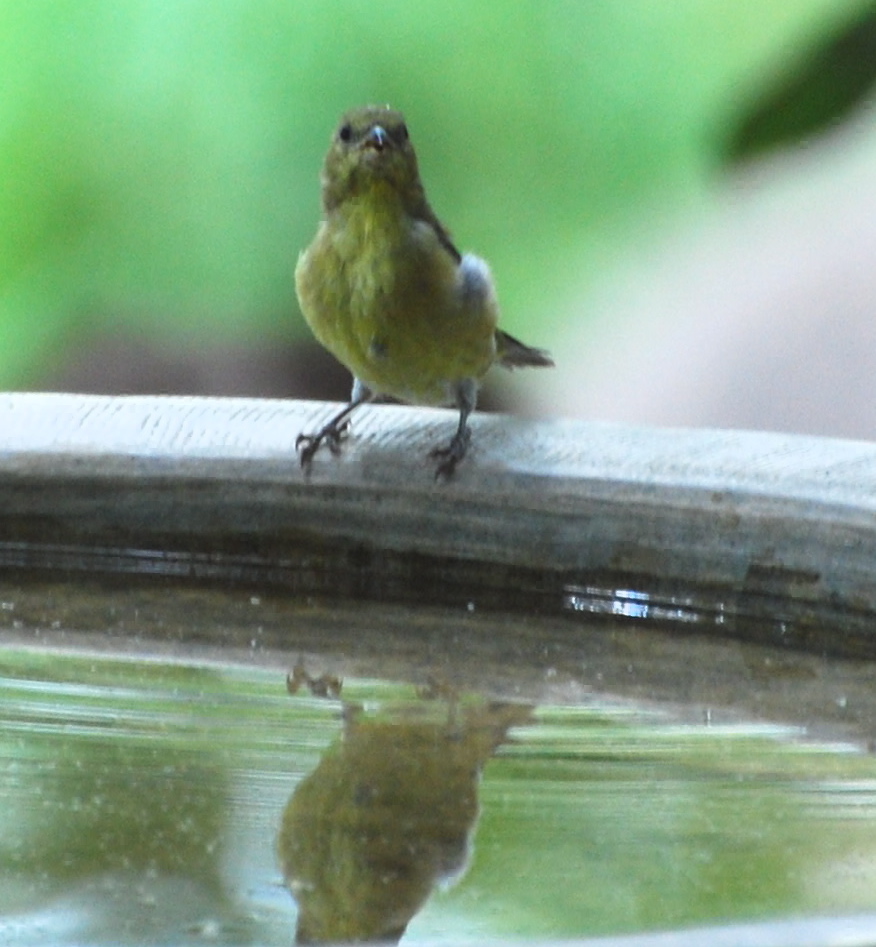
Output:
2 574 876 945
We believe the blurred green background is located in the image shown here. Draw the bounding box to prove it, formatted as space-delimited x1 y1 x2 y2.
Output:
2 0 874 402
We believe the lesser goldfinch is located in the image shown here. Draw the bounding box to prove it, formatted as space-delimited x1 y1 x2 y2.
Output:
295 105 553 478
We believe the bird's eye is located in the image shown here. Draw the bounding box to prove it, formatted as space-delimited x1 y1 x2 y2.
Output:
338 123 352 143
397 123 409 142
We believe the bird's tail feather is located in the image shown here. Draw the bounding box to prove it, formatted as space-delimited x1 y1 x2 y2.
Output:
496 330 554 369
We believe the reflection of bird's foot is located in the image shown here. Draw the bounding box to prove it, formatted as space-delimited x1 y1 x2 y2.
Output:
416 675 459 702
286 660 343 699
295 419 351 469
429 425 471 480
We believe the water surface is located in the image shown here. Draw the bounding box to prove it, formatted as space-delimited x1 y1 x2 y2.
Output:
2 581 876 944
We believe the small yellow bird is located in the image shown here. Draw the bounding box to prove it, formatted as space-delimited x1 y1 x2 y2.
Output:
295 105 553 478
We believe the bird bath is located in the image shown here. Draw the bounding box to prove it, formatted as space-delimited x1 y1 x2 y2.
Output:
3 393 876 946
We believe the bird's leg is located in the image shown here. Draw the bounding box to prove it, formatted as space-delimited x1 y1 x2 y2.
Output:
296 380 373 469
295 400 357 463
430 379 476 479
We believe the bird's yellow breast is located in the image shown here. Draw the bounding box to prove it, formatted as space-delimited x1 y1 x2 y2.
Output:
295 189 498 406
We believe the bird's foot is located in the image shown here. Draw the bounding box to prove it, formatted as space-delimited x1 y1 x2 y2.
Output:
429 424 471 480
295 419 350 469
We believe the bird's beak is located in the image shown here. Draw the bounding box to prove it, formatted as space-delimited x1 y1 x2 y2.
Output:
363 125 388 151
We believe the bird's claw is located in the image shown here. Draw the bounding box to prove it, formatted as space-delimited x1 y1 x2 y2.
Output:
296 420 351 469
429 425 471 480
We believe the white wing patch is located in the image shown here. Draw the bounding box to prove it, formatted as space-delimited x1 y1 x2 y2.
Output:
457 253 495 309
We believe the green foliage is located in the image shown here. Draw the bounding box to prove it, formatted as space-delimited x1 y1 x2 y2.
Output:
0 0 868 386
725 1 876 160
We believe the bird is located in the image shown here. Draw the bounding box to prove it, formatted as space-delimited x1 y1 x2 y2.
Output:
294 104 553 478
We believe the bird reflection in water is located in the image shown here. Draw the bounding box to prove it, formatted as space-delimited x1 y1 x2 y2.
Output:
279 664 533 944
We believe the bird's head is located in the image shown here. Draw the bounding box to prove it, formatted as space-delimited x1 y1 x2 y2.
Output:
320 105 424 212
